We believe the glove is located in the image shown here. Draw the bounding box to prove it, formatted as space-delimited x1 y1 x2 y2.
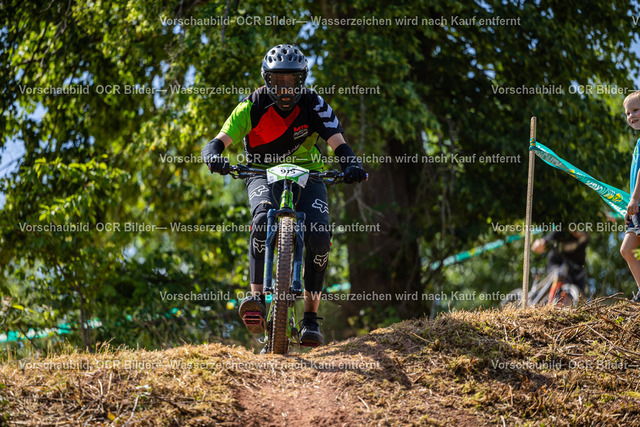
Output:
344 165 367 184
334 143 367 184
201 138 229 175
206 155 230 175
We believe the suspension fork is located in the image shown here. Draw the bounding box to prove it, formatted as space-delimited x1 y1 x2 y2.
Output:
292 211 306 295
263 180 305 295
263 208 278 294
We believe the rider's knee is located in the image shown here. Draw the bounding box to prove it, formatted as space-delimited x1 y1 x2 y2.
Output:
307 230 331 271
250 204 270 256
307 230 331 252
251 203 271 232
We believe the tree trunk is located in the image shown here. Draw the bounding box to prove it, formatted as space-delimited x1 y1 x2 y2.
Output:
77 285 91 351
341 137 429 326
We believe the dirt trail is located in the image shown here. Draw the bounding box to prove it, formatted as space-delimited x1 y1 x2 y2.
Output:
234 372 355 426
231 348 484 426
3 298 640 426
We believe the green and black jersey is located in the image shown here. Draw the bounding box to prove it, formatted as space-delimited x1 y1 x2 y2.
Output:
220 86 343 171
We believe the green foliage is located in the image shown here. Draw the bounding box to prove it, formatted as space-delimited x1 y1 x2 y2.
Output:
0 0 307 351
299 0 640 326
1 0 640 349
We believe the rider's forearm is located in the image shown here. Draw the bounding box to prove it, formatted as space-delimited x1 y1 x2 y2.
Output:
326 133 345 151
214 132 233 148
328 135 363 171
202 133 233 162
334 143 363 171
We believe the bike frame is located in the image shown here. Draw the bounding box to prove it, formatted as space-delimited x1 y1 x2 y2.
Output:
529 266 563 306
502 263 583 309
228 163 346 352
529 263 581 306
263 176 307 346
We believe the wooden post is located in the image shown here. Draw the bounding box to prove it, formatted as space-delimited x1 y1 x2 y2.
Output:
522 117 537 308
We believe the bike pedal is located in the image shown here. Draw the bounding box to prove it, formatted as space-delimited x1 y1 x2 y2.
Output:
242 311 265 333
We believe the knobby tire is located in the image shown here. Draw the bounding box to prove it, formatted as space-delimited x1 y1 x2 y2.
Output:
270 216 294 354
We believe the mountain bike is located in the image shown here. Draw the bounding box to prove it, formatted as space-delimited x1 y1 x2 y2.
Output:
226 163 348 354
501 262 584 308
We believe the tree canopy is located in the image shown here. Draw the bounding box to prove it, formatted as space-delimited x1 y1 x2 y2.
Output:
1 0 639 352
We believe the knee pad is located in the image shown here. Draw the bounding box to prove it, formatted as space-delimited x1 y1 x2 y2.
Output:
250 206 270 257
306 230 331 272
249 204 272 284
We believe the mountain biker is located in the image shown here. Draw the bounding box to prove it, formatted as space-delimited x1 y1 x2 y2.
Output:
201 44 367 349
531 230 589 292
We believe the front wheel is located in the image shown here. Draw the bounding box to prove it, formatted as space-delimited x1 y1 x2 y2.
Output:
552 283 582 307
269 216 295 354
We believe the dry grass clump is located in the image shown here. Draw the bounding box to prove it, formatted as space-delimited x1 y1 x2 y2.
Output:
2 296 640 426
0 343 250 425
313 295 640 426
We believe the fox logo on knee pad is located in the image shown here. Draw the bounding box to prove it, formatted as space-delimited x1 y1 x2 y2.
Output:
312 199 329 214
249 185 269 200
314 252 329 268
252 238 266 254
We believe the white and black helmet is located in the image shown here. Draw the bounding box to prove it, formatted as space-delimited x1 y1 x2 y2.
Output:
261 44 308 111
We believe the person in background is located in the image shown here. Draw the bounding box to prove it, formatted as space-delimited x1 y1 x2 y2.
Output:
532 230 589 291
620 90 640 302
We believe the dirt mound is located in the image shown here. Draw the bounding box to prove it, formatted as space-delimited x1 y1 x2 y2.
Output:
2 296 640 426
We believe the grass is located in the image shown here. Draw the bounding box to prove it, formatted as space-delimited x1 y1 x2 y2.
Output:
2 295 640 425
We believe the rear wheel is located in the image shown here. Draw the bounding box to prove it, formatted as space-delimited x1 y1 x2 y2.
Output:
269 216 294 354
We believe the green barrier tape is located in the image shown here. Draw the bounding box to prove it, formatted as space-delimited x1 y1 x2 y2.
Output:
426 140 629 271
0 319 101 344
428 229 544 270
529 140 629 219
1 285 353 343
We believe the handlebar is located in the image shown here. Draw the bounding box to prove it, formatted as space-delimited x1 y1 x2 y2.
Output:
225 164 366 185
